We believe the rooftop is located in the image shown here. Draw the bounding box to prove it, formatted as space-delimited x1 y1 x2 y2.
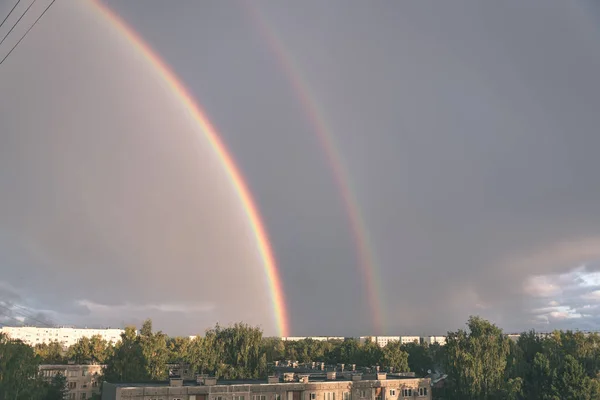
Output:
110 373 426 388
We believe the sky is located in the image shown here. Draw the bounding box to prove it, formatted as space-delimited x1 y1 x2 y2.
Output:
1 0 600 337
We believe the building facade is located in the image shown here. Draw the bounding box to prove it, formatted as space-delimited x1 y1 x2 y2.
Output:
102 374 431 400
420 337 446 346
281 337 345 342
40 364 103 400
0 326 124 347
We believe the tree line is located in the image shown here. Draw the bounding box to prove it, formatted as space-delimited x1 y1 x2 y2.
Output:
4 316 600 399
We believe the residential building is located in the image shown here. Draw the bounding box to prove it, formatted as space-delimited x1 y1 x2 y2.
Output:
281 337 345 342
101 372 431 400
399 337 420 345
40 364 103 400
0 326 124 347
420 336 446 346
359 337 400 348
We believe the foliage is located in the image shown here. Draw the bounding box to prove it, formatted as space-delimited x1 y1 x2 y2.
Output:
44 372 68 400
0 333 46 399
102 326 148 382
35 341 65 364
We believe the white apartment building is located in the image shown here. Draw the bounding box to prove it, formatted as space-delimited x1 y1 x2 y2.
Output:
359 336 400 347
399 336 420 345
281 337 345 342
420 336 446 346
0 326 124 347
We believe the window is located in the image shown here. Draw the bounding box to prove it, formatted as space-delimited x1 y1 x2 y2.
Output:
92 381 98 388
253 396 266 400
360 391 366 399
233 396 245 400
69 395 75 400
275 395 281 400
418 388 428 396
80 394 86 400
343 392 350 400
214 396 223 400
402 389 412 397
310 394 316 400
68 382 77 389
324 393 334 400
389 390 395 396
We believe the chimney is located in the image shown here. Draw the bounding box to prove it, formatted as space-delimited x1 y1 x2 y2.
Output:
376 373 386 381
340 364 345 372
299 375 310 383
268 376 280 384
284 373 295 382
169 378 183 387
352 364 356 371
375 366 380 373
326 372 336 380
351 374 362 381
202 377 217 386
320 362 325 371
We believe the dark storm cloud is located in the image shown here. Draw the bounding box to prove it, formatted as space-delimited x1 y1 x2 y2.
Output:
1 0 600 336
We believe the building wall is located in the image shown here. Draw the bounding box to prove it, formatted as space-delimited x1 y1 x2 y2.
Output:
0 326 124 347
40 364 103 400
281 337 345 342
399 337 419 345
420 337 446 346
102 378 431 400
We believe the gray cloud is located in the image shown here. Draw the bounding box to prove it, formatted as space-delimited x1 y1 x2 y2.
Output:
1 0 600 336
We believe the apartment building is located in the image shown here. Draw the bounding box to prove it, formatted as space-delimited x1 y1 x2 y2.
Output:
0 326 124 347
102 373 431 400
40 364 103 400
398 337 419 345
420 337 446 346
281 337 345 342
359 337 400 348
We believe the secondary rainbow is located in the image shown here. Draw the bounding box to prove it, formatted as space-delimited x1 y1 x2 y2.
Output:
243 3 385 334
90 0 289 336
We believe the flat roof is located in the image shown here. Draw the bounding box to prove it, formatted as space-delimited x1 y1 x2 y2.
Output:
109 375 427 388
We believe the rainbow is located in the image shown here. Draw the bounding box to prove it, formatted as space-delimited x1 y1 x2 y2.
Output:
90 0 289 336
243 4 385 334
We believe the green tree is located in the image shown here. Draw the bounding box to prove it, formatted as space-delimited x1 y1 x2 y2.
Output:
103 326 148 382
139 319 169 380
0 334 45 399
382 341 409 372
35 341 65 364
443 316 510 400
402 342 433 376
44 372 68 400
167 336 191 363
67 337 92 364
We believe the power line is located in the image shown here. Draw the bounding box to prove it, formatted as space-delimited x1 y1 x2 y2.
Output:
0 0 36 49
0 0 21 31
0 0 55 66
0 303 55 328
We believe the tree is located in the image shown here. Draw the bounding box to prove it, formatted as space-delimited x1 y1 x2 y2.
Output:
103 326 148 382
35 341 65 364
381 341 409 372
44 373 68 400
443 316 510 400
67 337 92 364
0 334 45 399
402 342 433 376
139 319 169 380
